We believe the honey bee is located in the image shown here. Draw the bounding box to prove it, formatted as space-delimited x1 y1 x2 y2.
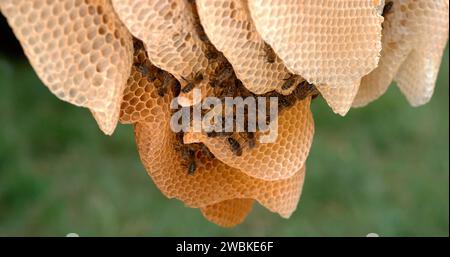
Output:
158 72 174 97
133 37 145 52
247 132 256 149
187 159 196 175
181 72 203 93
293 81 318 100
137 63 157 82
219 83 238 98
262 42 277 63
281 74 299 91
175 131 185 145
206 130 233 138
195 23 210 43
382 1 394 17
201 144 215 159
205 47 219 60
180 146 197 175
227 137 242 156
240 131 256 149
215 64 234 82
278 94 294 109
209 64 233 89
171 80 181 97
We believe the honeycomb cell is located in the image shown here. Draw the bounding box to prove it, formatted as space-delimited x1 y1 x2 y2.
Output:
247 0 383 115
0 0 134 135
353 0 449 107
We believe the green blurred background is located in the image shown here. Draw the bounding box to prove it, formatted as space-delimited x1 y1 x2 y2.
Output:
0 26 448 236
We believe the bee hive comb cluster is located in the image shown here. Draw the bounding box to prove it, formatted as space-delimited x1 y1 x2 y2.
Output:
0 0 448 227
120 47 306 225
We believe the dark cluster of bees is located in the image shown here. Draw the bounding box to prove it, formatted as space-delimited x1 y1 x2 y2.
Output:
131 2 320 175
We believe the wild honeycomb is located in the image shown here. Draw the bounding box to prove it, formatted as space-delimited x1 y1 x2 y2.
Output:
200 199 254 228
196 0 297 95
0 0 133 135
353 0 449 107
247 0 384 115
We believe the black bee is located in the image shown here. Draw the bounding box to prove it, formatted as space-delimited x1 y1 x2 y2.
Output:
181 72 203 93
175 131 185 145
382 1 394 17
133 38 145 52
278 94 294 109
171 80 181 97
227 137 242 156
181 80 195 94
216 64 234 82
187 160 196 175
220 83 238 98
209 64 233 89
158 72 174 97
209 79 219 88
306 83 319 100
181 147 197 175
205 48 219 60
247 132 256 149
262 42 277 63
293 81 318 100
201 144 215 159
281 74 299 90
206 130 233 138
137 63 157 82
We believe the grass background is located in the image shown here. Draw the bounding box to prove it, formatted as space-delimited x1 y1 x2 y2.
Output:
0 45 448 236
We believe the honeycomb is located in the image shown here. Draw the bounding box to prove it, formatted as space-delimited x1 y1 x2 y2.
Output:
111 0 213 107
195 0 297 95
119 50 306 222
184 97 314 181
200 199 254 228
0 0 133 135
353 0 449 107
247 0 384 115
